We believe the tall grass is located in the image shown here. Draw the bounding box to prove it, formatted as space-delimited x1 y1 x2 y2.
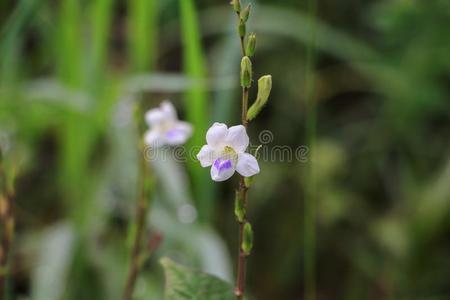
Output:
179 0 215 223
128 0 157 72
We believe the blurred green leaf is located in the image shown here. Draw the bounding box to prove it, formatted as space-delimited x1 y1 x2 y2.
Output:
55 0 82 87
88 0 114 85
31 223 75 300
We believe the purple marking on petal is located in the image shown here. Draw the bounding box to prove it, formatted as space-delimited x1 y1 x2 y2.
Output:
213 158 233 172
213 159 220 169
165 128 183 139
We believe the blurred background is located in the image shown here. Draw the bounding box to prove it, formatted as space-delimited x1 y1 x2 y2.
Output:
1 0 450 299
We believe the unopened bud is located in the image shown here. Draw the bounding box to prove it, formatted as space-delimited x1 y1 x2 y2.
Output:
240 4 251 22
234 191 245 222
244 176 253 188
240 56 252 88
242 222 253 255
246 33 256 57
230 0 241 13
247 75 272 121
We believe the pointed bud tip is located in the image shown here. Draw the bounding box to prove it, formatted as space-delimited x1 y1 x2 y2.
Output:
240 4 251 22
230 0 241 13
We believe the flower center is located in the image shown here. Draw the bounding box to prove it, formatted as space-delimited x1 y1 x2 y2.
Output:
222 146 237 160
160 121 174 132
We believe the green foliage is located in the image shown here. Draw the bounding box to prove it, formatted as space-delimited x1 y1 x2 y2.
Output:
160 257 235 300
56 0 82 86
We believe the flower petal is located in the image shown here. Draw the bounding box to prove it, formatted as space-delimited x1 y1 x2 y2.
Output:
160 101 177 121
225 125 249 153
197 145 217 167
144 130 163 147
206 123 228 148
145 108 165 126
210 157 236 182
236 153 260 177
164 121 193 145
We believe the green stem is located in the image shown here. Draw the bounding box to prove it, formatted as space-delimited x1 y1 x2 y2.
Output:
235 11 250 300
123 146 149 300
235 180 248 300
123 106 154 300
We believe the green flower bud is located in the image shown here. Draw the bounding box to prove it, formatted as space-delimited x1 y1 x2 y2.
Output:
242 222 253 255
246 33 256 57
240 56 252 88
234 191 245 222
244 176 254 188
240 4 251 22
247 75 272 121
230 0 241 13
238 19 246 38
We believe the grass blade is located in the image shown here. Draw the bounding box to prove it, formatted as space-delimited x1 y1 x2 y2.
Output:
128 0 158 71
179 0 214 223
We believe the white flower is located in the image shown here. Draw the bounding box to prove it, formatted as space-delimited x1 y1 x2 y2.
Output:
144 101 193 147
197 123 260 182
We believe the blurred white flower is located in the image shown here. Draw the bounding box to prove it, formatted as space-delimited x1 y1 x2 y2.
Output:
144 101 193 147
197 123 260 182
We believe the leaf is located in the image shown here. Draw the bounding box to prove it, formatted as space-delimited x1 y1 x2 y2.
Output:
160 257 235 300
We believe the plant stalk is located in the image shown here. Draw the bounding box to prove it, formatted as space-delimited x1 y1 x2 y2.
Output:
123 141 151 300
235 98 249 298
235 33 250 300
235 179 248 300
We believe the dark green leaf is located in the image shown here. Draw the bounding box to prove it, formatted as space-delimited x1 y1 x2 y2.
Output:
161 257 235 300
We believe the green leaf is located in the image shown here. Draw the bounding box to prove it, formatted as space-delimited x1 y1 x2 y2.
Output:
160 257 235 300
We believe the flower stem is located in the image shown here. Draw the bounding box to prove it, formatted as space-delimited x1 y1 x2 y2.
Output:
123 108 154 300
0 164 14 299
235 18 250 300
240 37 246 58
235 180 248 300
123 146 149 300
